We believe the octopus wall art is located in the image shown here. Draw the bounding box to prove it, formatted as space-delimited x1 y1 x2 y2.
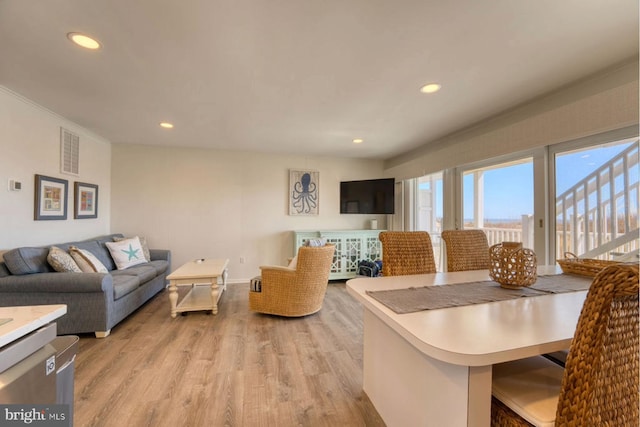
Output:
289 169 319 215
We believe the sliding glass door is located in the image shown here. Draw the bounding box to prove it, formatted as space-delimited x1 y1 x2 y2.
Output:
414 172 444 268
401 129 638 266
552 138 639 260
461 158 534 247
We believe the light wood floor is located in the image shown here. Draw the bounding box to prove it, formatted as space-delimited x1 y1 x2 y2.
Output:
74 282 386 427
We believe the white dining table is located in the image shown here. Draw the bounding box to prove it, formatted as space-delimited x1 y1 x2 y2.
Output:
346 265 587 427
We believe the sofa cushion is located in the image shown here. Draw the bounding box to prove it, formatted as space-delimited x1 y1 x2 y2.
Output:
111 274 141 300
148 260 170 275
93 235 123 270
105 237 147 270
110 264 157 283
67 240 116 271
3 247 53 275
113 236 151 262
47 246 82 273
0 263 10 278
69 246 109 273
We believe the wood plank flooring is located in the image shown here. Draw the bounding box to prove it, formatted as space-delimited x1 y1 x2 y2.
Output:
73 282 386 427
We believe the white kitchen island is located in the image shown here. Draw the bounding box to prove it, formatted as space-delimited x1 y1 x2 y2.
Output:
0 305 67 347
346 266 586 427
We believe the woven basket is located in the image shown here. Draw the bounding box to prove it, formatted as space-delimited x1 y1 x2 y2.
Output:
557 252 621 277
489 242 537 289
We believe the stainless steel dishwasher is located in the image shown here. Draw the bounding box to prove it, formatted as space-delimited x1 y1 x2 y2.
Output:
0 322 58 403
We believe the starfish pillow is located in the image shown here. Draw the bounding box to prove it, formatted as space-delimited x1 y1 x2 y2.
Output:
105 236 147 270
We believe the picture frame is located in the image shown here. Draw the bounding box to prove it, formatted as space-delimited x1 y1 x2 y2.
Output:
34 174 68 220
289 169 319 215
74 181 98 219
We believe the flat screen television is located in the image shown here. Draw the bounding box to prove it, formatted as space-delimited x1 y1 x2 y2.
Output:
340 178 395 214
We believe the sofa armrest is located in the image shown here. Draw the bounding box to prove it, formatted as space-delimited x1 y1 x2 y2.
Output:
0 272 113 293
150 249 171 263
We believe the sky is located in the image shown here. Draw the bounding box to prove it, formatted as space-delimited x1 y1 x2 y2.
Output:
426 141 636 220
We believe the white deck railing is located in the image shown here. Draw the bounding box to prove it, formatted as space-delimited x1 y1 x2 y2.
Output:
478 144 639 260
555 142 639 259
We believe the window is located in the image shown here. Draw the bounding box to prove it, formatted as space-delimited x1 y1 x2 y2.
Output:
553 139 638 260
402 129 638 266
461 158 534 247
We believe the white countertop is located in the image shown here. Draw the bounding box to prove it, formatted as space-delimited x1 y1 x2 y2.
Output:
347 265 587 366
0 305 67 348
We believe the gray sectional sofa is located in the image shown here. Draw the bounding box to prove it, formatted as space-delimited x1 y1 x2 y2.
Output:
0 234 171 337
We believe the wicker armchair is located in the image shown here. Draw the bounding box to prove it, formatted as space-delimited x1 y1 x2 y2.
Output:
441 229 490 272
378 231 436 276
491 264 639 426
249 244 335 317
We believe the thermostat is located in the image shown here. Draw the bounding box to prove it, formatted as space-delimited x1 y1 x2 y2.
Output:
9 180 22 191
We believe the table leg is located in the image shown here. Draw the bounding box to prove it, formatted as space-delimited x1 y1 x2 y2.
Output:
468 365 492 427
222 268 228 291
210 281 219 315
169 281 178 318
362 310 490 427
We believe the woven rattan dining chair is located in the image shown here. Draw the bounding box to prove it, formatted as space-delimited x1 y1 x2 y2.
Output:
491 263 639 427
249 244 335 317
441 229 490 272
378 231 436 276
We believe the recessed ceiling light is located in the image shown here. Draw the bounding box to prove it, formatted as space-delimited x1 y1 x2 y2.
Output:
67 32 101 50
353 138 364 144
420 83 441 94
159 122 174 129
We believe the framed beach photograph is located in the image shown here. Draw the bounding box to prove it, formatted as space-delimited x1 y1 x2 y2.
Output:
34 174 68 220
74 181 98 219
289 169 319 215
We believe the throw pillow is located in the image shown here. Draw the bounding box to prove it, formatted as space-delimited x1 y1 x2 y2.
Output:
304 238 327 247
47 246 82 273
113 235 151 262
105 237 147 270
69 246 108 273
3 247 52 275
250 276 262 292
287 255 298 270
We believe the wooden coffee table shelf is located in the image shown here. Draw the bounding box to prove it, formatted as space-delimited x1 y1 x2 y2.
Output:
167 258 229 318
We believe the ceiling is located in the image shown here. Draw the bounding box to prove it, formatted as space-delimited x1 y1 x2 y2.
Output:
0 1 637 160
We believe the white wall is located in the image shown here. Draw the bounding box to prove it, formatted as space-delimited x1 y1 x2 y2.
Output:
0 87 112 250
110 144 386 282
385 59 639 180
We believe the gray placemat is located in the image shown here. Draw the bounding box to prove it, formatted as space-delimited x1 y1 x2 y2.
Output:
366 274 592 314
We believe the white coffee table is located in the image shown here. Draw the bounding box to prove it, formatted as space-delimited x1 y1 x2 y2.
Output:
167 258 229 318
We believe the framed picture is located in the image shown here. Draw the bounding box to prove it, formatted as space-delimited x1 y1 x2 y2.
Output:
34 174 68 220
74 182 99 219
289 169 319 215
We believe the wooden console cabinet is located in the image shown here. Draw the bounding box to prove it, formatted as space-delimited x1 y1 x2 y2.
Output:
293 230 384 280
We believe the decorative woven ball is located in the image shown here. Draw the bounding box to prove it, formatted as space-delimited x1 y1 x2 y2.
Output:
489 242 537 289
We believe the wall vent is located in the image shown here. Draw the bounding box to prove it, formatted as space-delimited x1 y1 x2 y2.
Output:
60 127 79 175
